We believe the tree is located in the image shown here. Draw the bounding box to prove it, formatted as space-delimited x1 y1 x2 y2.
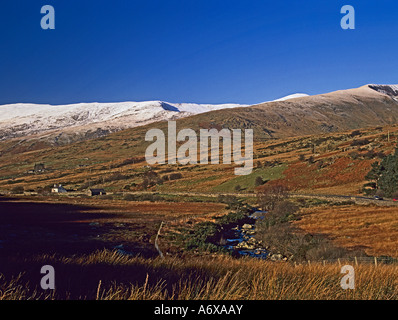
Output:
256 183 289 211
255 176 264 186
364 145 398 197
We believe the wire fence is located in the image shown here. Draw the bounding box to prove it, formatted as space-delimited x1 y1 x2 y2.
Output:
294 256 398 266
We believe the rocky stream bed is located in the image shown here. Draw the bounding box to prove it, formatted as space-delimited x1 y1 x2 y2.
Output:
223 211 287 261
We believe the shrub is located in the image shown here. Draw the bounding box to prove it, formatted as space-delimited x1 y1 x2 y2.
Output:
217 195 242 210
124 193 163 202
363 150 376 159
11 186 24 194
255 176 264 186
350 130 361 137
140 171 163 189
351 139 370 146
349 151 359 160
169 173 183 181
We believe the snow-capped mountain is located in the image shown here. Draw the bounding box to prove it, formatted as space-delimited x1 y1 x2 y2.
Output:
0 101 248 141
0 94 306 142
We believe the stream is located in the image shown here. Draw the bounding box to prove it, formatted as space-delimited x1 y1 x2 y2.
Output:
223 210 270 259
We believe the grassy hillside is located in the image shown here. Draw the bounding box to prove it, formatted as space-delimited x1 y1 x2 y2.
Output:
0 122 397 196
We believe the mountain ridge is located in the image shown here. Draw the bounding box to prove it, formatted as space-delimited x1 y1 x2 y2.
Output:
1 84 397 152
0 93 309 144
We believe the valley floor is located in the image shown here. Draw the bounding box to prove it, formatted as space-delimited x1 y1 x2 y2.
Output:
0 194 397 300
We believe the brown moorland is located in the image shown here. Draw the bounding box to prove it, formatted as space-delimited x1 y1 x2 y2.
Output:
295 205 398 258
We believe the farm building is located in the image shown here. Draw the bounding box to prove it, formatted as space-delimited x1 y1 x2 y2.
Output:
88 188 106 196
51 184 67 193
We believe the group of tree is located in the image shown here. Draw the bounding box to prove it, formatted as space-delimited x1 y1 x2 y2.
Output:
255 183 365 261
364 144 398 198
256 183 289 211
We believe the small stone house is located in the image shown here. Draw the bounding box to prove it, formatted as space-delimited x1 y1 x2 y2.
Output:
88 188 106 196
51 184 67 193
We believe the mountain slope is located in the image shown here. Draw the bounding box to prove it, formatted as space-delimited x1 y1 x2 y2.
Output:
0 93 308 144
170 84 398 140
1 84 398 193
0 101 248 142
1 84 397 156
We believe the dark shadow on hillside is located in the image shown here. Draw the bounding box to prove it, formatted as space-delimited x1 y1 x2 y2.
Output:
0 197 157 258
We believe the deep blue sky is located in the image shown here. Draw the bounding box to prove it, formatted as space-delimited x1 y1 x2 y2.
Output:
1 0 397 105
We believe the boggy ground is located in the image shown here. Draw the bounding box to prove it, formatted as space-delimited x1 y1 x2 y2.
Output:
0 195 227 258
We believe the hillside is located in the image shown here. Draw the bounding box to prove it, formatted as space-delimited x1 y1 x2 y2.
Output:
171 84 398 141
1 84 398 196
0 93 307 145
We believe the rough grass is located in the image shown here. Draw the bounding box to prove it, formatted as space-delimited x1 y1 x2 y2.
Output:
295 205 398 258
1 250 397 300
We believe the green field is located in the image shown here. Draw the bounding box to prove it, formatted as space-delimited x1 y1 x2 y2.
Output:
212 164 287 192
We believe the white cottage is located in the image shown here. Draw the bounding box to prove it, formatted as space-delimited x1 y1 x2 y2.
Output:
51 184 67 193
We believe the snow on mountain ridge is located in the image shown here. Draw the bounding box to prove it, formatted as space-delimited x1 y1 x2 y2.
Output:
273 93 309 101
0 100 249 141
0 94 307 141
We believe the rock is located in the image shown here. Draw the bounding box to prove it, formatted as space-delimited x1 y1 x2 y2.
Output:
242 224 253 230
270 253 284 261
236 241 256 250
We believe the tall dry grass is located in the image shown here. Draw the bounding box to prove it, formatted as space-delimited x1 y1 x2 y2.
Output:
0 250 397 300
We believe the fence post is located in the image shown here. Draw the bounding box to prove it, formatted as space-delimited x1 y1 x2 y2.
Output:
374 257 378 267
338 258 341 267
155 221 165 259
354 256 358 266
